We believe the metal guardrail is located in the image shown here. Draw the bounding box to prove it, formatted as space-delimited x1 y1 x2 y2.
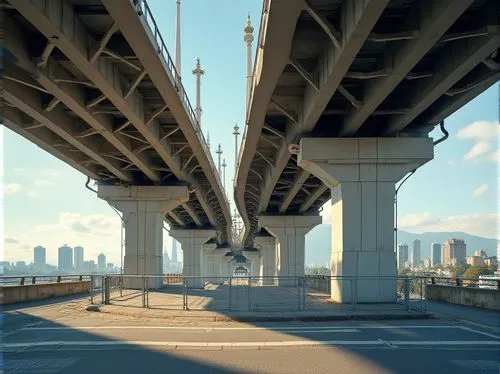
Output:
0 274 92 286
88 274 499 313
131 0 229 208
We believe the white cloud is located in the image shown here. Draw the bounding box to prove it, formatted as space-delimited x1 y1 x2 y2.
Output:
463 140 492 161
4 183 22 194
4 237 19 244
457 121 499 162
40 169 60 178
472 184 488 197
398 212 498 239
26 191 38 198
398 212 440 227
34 179 55 187
457 121 499 141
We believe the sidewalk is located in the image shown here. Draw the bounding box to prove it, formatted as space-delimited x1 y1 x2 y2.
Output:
425 301 500 333
87 287 432 322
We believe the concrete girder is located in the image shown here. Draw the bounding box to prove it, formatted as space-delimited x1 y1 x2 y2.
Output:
299 185 328 213
385 28 500 135
3 107 102 180
168 211 184 226
102 0 228 241
38 59 161 181
8 0 184 177
279 169 310 213
257 0 388 217
288 58 319 91
10 0 214 232
339 0 475 136
181 202 203 226
235 0 307 246
89 22 119 63
4 15 160 182
413 69 500 131
124 70 147 99
303 0 341 50
3 75 133 182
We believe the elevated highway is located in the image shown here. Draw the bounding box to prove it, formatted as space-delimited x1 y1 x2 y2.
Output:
235 0 500 297
2 0 232 286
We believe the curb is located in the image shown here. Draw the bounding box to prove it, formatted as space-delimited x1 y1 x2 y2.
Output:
86 305 433 322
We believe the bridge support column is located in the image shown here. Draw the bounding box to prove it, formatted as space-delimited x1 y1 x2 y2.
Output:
260 216 322 286
170 229 215 288
203 244 227 284
298 137 433 302
243 249 260 279
98 185 189 289
254 236 276 285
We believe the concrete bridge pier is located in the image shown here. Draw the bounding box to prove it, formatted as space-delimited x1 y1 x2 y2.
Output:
98 185 189 289
170 229 215 288
203 244 227 284
242 249 260 279
260 216 322 286
254 235 276 285
298 137 434 302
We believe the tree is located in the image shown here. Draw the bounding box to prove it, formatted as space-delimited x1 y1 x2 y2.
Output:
463 266 493 279
448 262 470 277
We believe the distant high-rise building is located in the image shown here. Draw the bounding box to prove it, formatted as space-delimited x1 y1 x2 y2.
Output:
474 250 487 259
74 246 84 272
33 246 46 270
97 253 106 272
106 263 114 272
58 245 73 272
397 244 409 269
163 250 170 273
412 240 421 267
431 243 441 267
89 260 97 273
82 261 90 273
172 239 178 263
442 239 466 266
466 256 484 267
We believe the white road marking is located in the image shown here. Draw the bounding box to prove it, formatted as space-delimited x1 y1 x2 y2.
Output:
458 326 500 340
21 326 360 334
22 325 463 331
3 340 500 349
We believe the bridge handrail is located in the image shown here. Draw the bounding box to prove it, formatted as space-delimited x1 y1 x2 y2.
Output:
0 274 92 285
131 0 227 199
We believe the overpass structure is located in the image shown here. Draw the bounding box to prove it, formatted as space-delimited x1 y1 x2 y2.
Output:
235 0 500 299
2 0 232 287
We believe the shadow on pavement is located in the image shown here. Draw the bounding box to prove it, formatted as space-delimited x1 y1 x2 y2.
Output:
2 311 251 374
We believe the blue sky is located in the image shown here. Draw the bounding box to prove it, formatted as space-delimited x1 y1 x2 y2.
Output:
1 0 499 265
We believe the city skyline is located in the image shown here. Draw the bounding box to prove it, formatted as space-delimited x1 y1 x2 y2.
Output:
2 0 499 265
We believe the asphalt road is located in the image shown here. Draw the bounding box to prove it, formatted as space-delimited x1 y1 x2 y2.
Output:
2 299 499 374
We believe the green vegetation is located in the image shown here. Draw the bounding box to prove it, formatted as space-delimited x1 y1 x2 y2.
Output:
463 266 495 279
305 266 330 276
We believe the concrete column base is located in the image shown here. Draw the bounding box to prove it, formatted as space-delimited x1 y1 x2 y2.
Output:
98 185 189 289
170 229 215 289
331 251 397 303
260 216 321 287
298 137 433 302
254 236 276 285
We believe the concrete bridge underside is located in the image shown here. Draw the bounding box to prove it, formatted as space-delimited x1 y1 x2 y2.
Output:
235 0 500 301
2 0 232 287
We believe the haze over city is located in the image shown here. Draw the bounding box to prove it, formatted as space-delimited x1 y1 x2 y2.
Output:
2 0 499 268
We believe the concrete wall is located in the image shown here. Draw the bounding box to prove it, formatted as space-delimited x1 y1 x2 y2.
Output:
426 284 500 311
1 281 91 305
